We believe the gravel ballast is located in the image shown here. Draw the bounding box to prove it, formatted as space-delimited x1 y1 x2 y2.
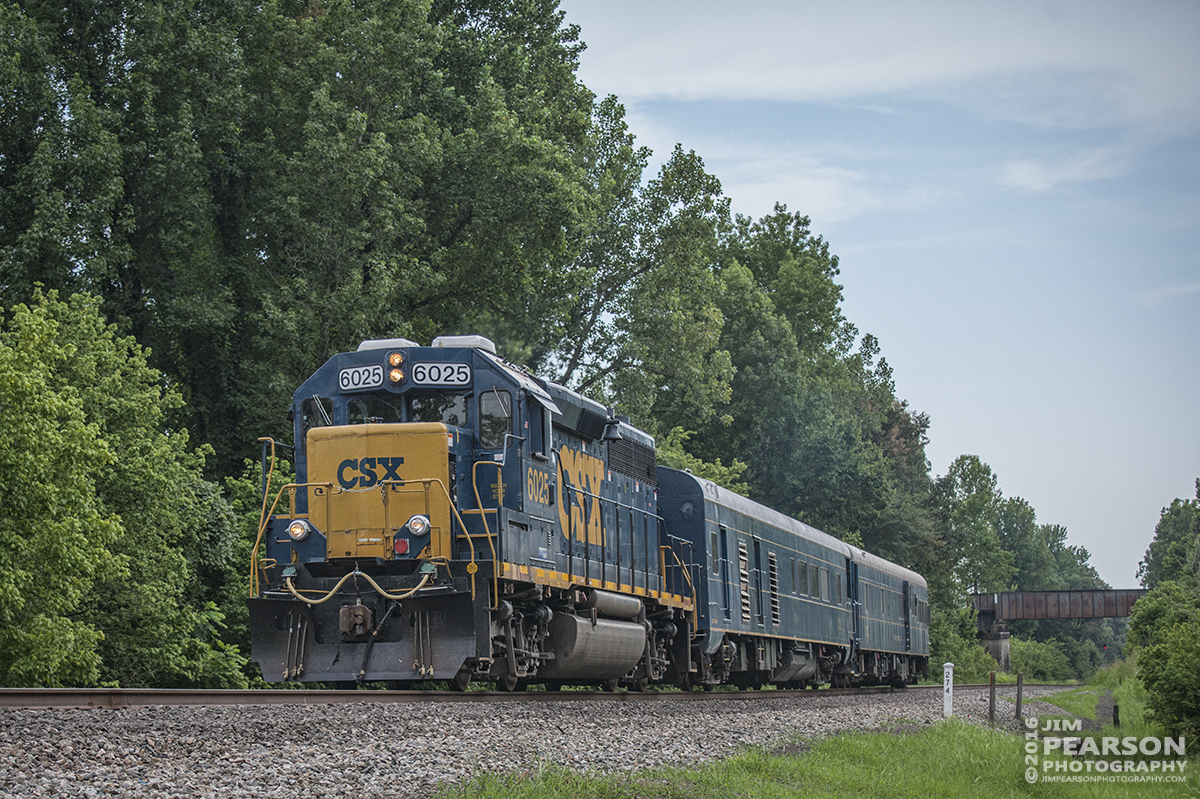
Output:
0 685 1065 798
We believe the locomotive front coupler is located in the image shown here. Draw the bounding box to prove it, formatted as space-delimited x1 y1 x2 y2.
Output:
356 599 401 683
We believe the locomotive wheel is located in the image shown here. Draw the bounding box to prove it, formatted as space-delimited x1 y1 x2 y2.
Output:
497 673 519 692
450 669 472 692
601 678 619 692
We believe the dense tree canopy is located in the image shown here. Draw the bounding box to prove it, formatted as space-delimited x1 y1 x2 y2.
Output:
1 0 597 476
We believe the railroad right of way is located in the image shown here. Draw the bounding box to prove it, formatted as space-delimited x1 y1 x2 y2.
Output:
0 683 1067 798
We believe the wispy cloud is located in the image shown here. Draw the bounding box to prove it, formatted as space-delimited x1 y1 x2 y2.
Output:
564 0 1200 134
1137 281 1200 307
999 148 1127 192
723 159 881 224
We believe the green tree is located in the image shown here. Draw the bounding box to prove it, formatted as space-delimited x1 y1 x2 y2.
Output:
1137 479 1200 589
1126 502 1200 737
1010 637 1075 682
929 607 999 681
996 497 1057 591
1138 620 1200 739
655 428 748 496
57 291 247 687
0 291 247 687
1 0 600 476
864 401 940 571
665 207 899 548
1127 580 1200 651
543 99 734 427
0 297 119 685
933 455 1015 595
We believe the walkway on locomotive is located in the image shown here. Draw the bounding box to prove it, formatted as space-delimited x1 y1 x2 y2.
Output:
657 469 928 660
254 336 694 613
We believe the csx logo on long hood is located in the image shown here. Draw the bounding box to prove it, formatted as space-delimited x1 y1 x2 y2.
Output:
336 457 405 489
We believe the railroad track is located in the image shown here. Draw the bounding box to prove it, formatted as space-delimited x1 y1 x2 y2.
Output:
0 682 1052 710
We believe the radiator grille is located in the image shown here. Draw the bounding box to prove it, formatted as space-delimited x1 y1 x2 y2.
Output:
607 438 657 485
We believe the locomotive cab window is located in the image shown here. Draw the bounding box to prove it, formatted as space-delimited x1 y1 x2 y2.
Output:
528 398 548 458
299 397 334 454
479 388 512 449
409 392 468 427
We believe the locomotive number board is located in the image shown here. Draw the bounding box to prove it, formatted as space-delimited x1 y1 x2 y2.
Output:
411 362 472 386
339 364 384 391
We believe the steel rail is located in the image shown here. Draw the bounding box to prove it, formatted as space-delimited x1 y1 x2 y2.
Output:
0 683 1067 711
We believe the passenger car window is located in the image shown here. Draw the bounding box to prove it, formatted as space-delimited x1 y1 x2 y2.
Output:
479 389 512 448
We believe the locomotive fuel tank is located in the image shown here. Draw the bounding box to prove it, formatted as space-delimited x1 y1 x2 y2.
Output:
535 613 647 680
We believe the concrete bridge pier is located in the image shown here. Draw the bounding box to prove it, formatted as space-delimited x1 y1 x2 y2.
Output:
980 623 1010 671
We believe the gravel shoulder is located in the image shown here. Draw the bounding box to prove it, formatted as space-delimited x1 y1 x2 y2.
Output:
0 685 1065 798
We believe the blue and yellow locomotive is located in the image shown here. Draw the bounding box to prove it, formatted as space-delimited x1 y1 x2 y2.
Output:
249 335 694 689
248 335 928 689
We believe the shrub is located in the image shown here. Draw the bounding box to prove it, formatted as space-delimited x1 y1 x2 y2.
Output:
1138 620 1200 739
1010 637 1074 682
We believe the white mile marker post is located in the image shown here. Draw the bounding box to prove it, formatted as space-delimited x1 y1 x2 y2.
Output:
943 662 954 718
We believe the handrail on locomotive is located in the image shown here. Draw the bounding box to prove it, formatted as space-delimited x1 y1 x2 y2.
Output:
252 435 697 612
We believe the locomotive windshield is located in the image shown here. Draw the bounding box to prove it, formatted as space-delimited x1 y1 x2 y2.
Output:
409 391 468 427
347 395 402 424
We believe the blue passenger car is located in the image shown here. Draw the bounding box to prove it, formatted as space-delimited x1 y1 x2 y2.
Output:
657 468 928 687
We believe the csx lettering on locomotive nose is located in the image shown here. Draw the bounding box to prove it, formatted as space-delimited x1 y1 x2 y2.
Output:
337 457 405 489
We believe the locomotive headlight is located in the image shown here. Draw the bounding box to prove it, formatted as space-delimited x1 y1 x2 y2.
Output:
406 515 431 537
388 352 405 383
287 519 312 542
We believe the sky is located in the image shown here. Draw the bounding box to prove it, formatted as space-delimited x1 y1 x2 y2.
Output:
558 0 1200 588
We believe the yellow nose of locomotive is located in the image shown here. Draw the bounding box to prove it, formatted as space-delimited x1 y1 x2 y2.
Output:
305 423 454 560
